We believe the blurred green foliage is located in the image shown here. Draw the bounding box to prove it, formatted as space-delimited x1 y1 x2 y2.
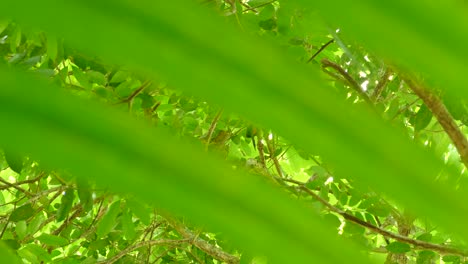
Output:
0 0 467 263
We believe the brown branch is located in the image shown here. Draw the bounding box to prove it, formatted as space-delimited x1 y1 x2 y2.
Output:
150 101 161 113
281 178 468 257
322 68 347 84
0 172 45 191
0 215 10 239
168 218 240 264
403 77 468 169
307 39 335 63
116 80 152 105
257 134 267 168
321 59 373 105
204 109 223 149
266 134 284 178
238 0 252 11
0 178 34 197
17 172 45 185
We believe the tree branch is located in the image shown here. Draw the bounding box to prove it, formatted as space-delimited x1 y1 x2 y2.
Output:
307 39 335 63
0 178 34 197
204 109 223 150
281 178 468 257
403 77 468 169
321 59 373 105
168 218 240 264
116 80 152 104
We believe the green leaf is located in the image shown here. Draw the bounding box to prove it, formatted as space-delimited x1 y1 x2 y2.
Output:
19 244 51 263
386 242 411 254
27 212 46 235
36 234 69 247
139 93 155 109
56 188 74 222
126 199 150 225
0 20 9 35
259 4 275 20
443 255 461 263
416 250 436 264
0 192 5 212
343 222 365 236
115 79 140 98
367 203 391 218
1 239 20 250
10 204 34 222
17 247 38 264
259 18 277 31
88 239 109 251
96 200 121 239
110 70 129 84
86 70 107 86
73 68 92 90
411 104 433 132
15 221 27 240
4 149 23 174
121 208 136 240
416 233 432 242
9 26 21 53
248 0 274 7
76 177 93 213
81 256 97 264
0 242 21 264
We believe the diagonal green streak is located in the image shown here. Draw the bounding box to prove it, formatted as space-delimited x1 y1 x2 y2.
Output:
0 67 370 263
1 0 467 255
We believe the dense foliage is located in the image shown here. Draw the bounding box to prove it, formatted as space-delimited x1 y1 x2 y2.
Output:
0 0 467 263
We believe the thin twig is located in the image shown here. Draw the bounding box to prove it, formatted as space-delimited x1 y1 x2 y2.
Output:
281 178 468 257
204 109 223 150
307 39 335 63
0 178 34 197
167 217 240 264
243 0 277 13
390 98 420 121
266 134 284 178
321 59 373 105
116 80 152 105
0 215 9 239
257 134 267 168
